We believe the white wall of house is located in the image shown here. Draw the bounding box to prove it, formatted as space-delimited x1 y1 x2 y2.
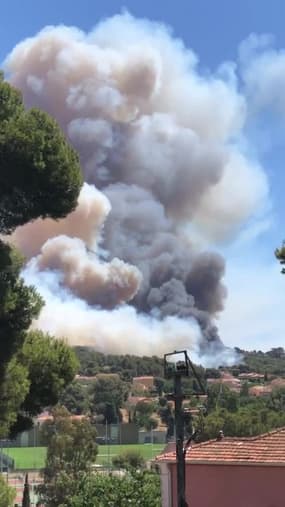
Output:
158 462 172 507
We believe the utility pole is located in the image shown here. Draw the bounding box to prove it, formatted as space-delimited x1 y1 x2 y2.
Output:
174 374 187 507
164 350 205 507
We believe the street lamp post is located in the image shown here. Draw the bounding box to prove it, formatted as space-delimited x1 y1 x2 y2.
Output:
164 350 205 507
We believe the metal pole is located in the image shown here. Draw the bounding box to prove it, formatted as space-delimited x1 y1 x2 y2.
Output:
0 440 2 474
174 375 187 507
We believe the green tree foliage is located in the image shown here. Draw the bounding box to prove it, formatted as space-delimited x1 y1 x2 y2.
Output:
59 381 90 415
201 404 285 441
0 74 82 234
275 242 285 274
0 332 78 438
0 74 83 437
0 474 15 507
153 377 165 396
0 356 30 438
38 406 97 507
112 450 145 470
158 400 174 441
134 400 157 430
236 347 285 375
207 384 239 412
0 241 43 370
68 470 161 507
21 331 79 415
73 346 285 441
89 374 129 423
195 380 285 440
268 386 285 412
74 347 165 377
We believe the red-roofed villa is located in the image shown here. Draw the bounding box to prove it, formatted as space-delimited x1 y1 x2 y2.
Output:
156 427 285 507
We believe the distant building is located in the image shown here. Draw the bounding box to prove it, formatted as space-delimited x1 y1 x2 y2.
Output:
36 411 86 425
156 427 285 507
270 377 285 389
207 371 241 393
127 396 155 406
132 376 154 391
249 385 272 397
75 374 97 383
238 372 264 382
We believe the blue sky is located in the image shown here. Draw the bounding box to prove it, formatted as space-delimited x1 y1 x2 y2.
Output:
1 1 285 353
2 0 285 67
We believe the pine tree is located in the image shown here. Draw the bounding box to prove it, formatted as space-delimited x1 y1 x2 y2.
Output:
22 473 30 507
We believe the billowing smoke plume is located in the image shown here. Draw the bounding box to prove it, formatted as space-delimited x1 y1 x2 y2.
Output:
34 235 141 308
11 183 110 256
5 13 269 365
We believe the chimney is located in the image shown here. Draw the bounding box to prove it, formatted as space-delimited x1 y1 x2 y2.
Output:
216 430 224 441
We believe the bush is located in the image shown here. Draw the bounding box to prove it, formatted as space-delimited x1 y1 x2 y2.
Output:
112 450 145 470
69 469 161 507
0 475 15 507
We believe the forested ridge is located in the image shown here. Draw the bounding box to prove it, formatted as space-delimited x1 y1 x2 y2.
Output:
74 346 285 379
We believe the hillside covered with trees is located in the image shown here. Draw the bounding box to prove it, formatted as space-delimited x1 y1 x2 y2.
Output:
56 346 285 441
74 346 285 379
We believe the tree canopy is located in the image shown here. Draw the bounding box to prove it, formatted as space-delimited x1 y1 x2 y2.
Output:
0 241 43 369
38 406 98 507
68 470 161 507
21 331 79 415
0 73 82 233
0 73 83 437
89 373 129 423
275 242 285 273
0 332 79 438
0 474 15 507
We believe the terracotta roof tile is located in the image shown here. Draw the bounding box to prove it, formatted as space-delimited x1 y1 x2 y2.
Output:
156 427 285 466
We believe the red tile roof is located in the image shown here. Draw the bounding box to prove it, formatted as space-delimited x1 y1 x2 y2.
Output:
36 412 86 423
156 427 285 466
249 385 272 396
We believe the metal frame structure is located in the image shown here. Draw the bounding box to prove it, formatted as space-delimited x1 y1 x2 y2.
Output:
164 350 205 507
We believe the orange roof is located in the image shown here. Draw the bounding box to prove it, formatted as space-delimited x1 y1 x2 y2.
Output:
127 396 155 405
239 372 264 379
156 427 285 466
249 385 272 396
36 412 86 422
133 376 154 380
270 377 285 387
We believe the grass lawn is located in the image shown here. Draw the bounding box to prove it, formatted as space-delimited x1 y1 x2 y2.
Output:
5 444 165 470
5 447 47 470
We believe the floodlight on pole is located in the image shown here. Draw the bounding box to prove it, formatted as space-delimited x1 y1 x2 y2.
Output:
163 350 205 507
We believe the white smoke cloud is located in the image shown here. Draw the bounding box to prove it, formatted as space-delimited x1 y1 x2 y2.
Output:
22 262 237 366
3 13 272 363
240 33 285 115
5 13 266 239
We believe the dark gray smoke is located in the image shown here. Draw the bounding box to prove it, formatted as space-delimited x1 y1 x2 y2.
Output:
103 183 226 344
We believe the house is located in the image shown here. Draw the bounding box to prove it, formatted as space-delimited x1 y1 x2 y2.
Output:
127 395 156 407
207 371 241 393
132 376 154 391
36 411 86 425
75 374 97 384
249 384 272 397
238 372 264 382
156 427 285 507
270 377 285 389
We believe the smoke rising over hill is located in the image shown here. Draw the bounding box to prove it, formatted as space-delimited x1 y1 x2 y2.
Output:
6 13 269 365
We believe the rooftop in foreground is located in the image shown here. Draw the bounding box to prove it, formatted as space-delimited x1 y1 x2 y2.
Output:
156 427 285 466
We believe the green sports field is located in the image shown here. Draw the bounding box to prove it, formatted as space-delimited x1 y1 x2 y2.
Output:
5 444 165 470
